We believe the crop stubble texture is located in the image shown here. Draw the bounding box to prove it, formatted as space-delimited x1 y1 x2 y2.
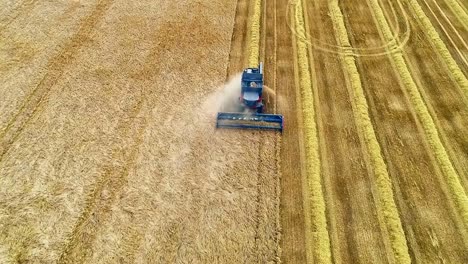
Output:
0 0 281 262
291 0 332 263
338 0 468 262
327 0 411 263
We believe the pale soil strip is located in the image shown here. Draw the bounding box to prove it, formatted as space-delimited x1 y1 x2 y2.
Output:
0 0 114 162
443 0 468 29
292 0 332 263
369 0 468 228
328 0 411 263
407 0 468 98
247 0 261 67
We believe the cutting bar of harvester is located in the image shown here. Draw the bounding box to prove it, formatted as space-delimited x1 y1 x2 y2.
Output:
216 112 284 132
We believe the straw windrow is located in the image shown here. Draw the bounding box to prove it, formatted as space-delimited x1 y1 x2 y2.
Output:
407 0 468 98
443 0 468 29
293 0 332 262
247 0 262 67
328 0 411 262
368 0 468 228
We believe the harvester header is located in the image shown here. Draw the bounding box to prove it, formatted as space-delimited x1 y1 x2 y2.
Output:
216 63 284 132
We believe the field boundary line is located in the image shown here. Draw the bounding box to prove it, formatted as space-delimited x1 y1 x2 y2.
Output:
369 0 468 229
443 0 468 29
292 0 332 262
0 0 114 163
328 0 411 263
407 0 468 98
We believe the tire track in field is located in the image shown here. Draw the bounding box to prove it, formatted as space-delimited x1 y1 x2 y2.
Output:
406 0 468 98
0 0 113 163
286 0 412 57
421 0 468 68
292 1 332 262
368 0 468 229
58 95 149 263
443 0 468 29
0 0 38 32
328 0 411 263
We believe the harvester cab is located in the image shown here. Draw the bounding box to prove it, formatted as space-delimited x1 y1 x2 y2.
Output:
216 63 284 132
241 65 264 113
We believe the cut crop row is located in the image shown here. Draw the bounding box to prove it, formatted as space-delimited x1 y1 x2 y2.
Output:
368 0 468 228
291 0 332 263
328 0 412 262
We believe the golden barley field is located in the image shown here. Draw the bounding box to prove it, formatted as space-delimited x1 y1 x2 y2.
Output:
0 0 467 263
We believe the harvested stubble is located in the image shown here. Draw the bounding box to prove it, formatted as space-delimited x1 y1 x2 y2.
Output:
443 0 468 30
0 0 280 262
328 0 411 263
368 0 468 230
291 0 331 263
406 0 468 98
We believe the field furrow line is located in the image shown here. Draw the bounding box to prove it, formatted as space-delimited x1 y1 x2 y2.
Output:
292 0 332 263
368 0 468 228
406 0 468 98
0 0 113 163
328 0 411 263
443 0 468 29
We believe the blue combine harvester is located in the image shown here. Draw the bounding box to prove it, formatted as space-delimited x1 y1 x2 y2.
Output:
216 63 284 132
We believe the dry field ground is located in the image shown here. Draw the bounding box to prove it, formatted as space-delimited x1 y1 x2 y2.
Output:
0 0 467 263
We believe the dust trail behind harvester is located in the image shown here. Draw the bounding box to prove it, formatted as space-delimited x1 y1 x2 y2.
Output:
201 73 243 115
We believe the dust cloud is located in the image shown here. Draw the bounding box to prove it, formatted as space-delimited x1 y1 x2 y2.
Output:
201 73 242 116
